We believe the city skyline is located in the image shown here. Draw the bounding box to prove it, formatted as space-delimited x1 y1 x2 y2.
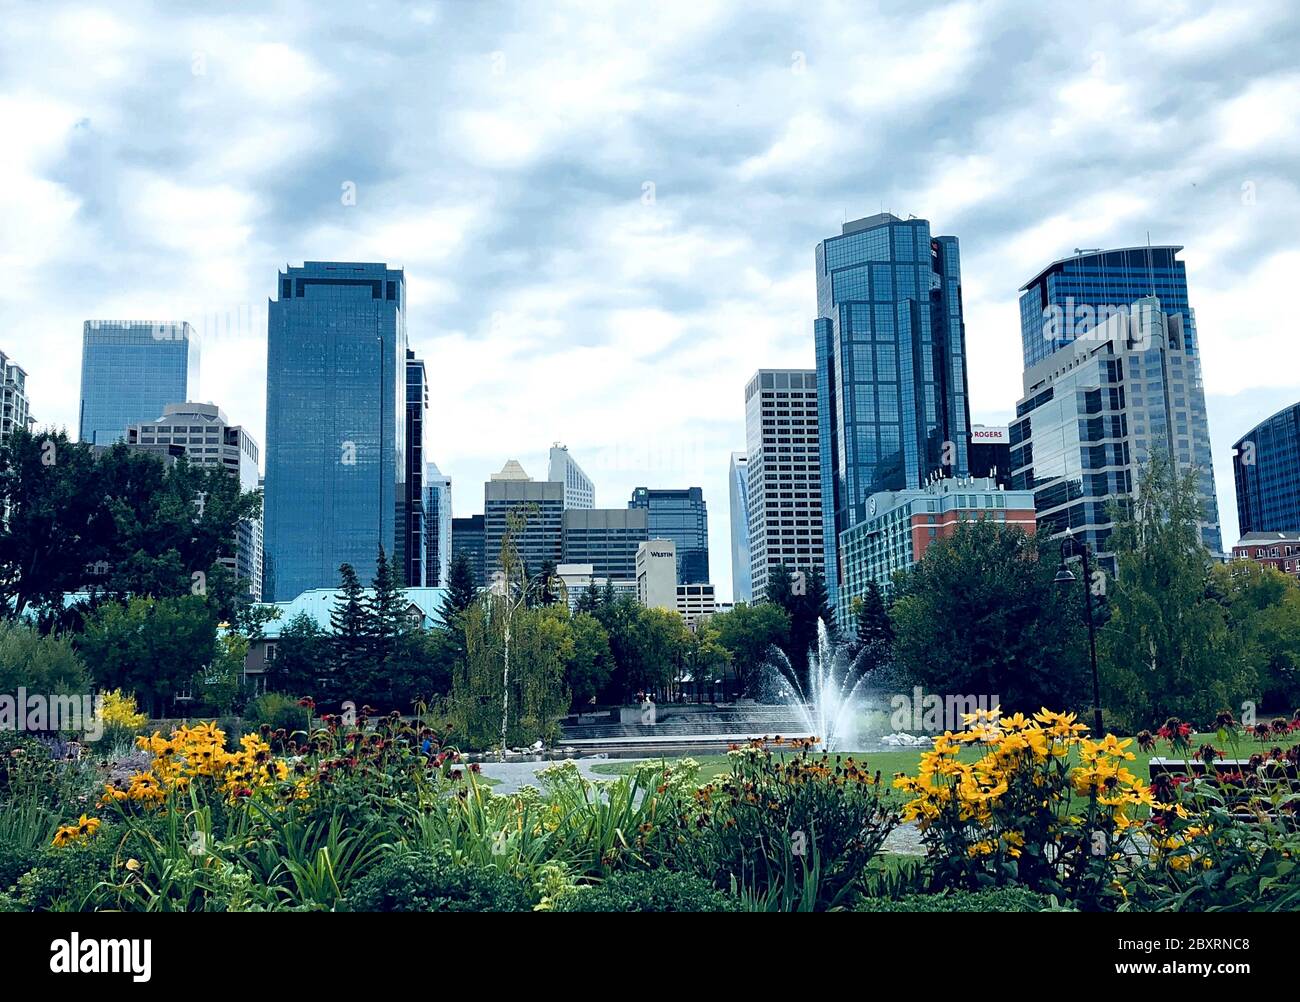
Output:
6 1 1300 601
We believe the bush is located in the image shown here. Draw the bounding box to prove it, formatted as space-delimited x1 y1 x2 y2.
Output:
244 693 310 739
12 830 121 911
856 887 1062 912
552 870 738 913
343 855 533 912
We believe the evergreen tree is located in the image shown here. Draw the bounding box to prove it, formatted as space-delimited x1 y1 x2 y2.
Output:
439 553 479 626
329 563 370 702
537 558 560 607
575 581 601 614
850 580 893 667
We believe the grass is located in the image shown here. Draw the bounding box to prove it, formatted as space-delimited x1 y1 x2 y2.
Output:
589 731 1300 809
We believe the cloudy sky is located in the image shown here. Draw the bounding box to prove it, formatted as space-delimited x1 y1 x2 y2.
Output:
4 0 1299 600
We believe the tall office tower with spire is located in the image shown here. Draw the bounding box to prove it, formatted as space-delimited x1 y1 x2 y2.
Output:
263 262 407 601
1013 247 1221 559
814 213 970 611
548 443 594 509
728 452 751 603
79 321 200 445
744 371 823 601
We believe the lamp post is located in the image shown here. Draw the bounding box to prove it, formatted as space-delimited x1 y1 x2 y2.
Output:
1054 527 1103 736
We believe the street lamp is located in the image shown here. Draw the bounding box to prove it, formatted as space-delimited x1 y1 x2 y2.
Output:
1055 527 1103 736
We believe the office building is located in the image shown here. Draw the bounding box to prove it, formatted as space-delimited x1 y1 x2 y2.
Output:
628 487 709 584
561 508 648 581
484 461 563 578
0 350 34 445
728 452 752 603
554 563 638 609
548 443 594 509
1232 402 1300 535
401 350 428 587
1010 294 1222 563
814 213 971 611
262 262 407 601
636 539 678 611
837 476 1036 629
1231 532 1300 581
968 424 1011 488
676 583 717 627
744 369 824 601
424 462 452 586
79 321 200 446
450 514 486 587
127 402 263 599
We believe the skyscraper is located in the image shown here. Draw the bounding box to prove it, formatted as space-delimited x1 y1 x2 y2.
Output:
561 508 648 581
126 403 263 600
814 213 970 610
744 371 823 601
0 350 34 445
402 350 428 587
547 443 594 509
424 462 453 586
79 321 200 445
728 451 752 603
1016 246 1219 556
628 487 709 584
1011 294 1222 563
484 461 564 578
262 262 407 601
450 514 485 587
1233 402 1300 536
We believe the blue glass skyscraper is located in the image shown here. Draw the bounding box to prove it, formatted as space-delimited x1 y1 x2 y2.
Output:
79 321 200 445
1233 402 1300 536
263 262 407 601
814 213 970 610
628 487 710 584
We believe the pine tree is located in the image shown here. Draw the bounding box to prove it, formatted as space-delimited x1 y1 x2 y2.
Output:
329 562 369 703
439 553 479 628
850 580 893 669
576 581 601 613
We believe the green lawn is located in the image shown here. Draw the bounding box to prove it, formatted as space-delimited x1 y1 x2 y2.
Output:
588 732 1298 807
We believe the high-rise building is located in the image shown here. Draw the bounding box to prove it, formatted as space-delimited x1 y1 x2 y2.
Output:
79 321 200 446
968 424 1012 488
837 476 1036 630
548 443 594 509
1019 245 1203 369
743 370 824 601
628 487 709 584
450 514 485 587
424 462 452 586
484 461 563 578
1232 402 1300 535
814 213 971 611
126 402 263 600
1010 294 1222 563
401 350 428 587
262 262 407 601
636 539 677 611
728 452 752 603
561 508 648 581
0 350 34 445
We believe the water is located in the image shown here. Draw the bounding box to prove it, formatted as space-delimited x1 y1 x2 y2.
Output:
757 619 874 752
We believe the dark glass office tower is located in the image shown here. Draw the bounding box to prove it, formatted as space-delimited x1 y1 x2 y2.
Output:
401 350 427 587
79 321 200 445
814 213 970 610
1019 246 1201 368
1234 402 1300 535
628 487 710 584
450 514 486 587
263 262 407 601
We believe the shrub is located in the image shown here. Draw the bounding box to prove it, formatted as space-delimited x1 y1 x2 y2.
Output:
343 855 533 912
99 689 148 746
552 870 738 912
12 828 121 911
856 887 1062 912
244 693 310 738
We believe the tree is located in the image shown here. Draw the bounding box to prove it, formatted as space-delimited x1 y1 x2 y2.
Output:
565 611 613 709
536 559 560 607
329 563 370 700
266 611 330 697
0 621 89 697
711 602 791 695
890 520 1089 715
765 563 833 689
78 596 217 716
1102 453 1255 730
848 581 894 672
682 619 731 698
575 582 602 614
1212 562 1300 711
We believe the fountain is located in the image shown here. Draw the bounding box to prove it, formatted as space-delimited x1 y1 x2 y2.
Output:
757 619 875 752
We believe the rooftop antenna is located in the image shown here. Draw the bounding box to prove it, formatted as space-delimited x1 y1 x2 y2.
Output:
1145 231 1156 298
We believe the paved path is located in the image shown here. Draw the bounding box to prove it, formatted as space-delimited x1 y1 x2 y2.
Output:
477 757 645 795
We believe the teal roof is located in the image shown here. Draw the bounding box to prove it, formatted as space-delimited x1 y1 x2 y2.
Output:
253 586 448 639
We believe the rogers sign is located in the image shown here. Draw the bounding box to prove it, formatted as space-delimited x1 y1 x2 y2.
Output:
970 426 1009 444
